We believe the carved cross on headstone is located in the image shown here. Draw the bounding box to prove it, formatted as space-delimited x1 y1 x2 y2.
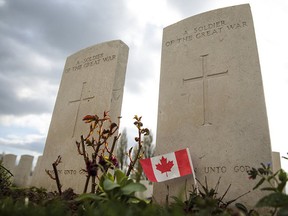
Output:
183 54 228 126
69 82 95 137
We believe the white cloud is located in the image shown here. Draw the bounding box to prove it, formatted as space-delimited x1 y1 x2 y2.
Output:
0 0 5 7
126 0 180 27
0 133 45 146
0 113 51 134
0 0 287 174
0 131 46 155
16 80 57 102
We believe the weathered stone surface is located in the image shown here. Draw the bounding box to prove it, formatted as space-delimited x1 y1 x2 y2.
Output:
13 155 34 187
154 4 272 206
272 152 281 172
31 40 128 193
30 155 42 186
2 154 17 175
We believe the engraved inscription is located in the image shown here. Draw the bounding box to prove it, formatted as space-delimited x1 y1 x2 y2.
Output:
165 19 248 47
204 166 227 174
65 53 117 73
194 20 225 39
46 169 85 175
69 82 94 137
194 165 251 174
46 165 251 176
183 54 228 126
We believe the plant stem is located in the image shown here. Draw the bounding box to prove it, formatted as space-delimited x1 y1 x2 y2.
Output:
91 153 97 193
91 175 96 193
126 129 142 176
83 175 90 193
271 207 278 216
109 136 118 160
81 135 88 163
0 164 14 177
52 159 62 195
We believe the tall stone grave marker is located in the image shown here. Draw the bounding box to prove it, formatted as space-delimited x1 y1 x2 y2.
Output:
272 152 281 172
14 155 34 187
31 40 128 193
2 154 17 175
154 4 272 206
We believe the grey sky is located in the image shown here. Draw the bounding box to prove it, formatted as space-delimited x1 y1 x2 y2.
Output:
0 0 287 171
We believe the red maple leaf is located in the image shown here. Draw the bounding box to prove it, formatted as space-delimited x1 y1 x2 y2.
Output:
156 156 174 177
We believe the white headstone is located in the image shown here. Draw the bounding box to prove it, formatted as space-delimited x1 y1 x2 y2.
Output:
154 4 272 206
30 155 42 186
2 154 17 175
14 155 34 187
272 152 281 172
31 40 128 193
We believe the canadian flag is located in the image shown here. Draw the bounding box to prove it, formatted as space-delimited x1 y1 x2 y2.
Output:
140 148 194 182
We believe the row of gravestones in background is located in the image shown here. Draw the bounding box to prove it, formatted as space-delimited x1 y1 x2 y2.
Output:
0 154 41 187
0 152 282 189
0 153 153 198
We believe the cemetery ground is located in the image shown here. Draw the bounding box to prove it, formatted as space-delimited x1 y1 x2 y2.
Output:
0 113 288 216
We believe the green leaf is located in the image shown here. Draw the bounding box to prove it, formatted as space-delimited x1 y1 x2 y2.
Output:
171 196 184 205
260 163 266 169
249 210 260 216
114 169 127 185
126 179 134 185
253 177 265 190
121 182 146 195
256 192 288 208
277 181 286 193
235 203 248 213
260 187 277 192
258 168 265 175
278 206 288 216
74 193 101 202
278 169 288 182
106 172 114 181
103 179 120 191
267 170 279 182
98 175 105 189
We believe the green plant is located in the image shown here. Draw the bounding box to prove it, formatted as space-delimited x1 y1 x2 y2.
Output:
0 185 80 216
45 113 151 195
0 161 13 193
126 115 149 178
76 169 147 204
247 161 288 216
75 111 121 193
170 177 254 215
0 196 74 216
45 156 62 194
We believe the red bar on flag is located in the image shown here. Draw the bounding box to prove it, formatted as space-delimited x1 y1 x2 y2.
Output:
140 148 194 182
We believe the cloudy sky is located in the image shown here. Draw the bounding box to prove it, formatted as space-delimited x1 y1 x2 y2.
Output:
0 0 287 170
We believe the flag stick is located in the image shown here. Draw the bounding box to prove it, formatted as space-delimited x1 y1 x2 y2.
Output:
186 148 199 194
191 165 199 194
